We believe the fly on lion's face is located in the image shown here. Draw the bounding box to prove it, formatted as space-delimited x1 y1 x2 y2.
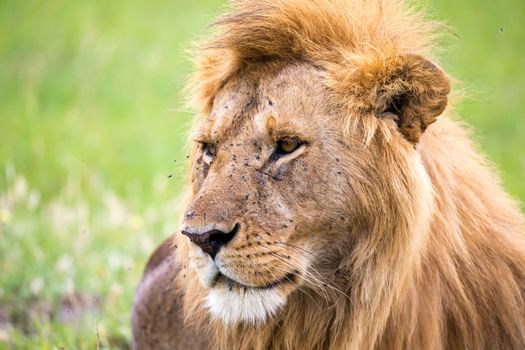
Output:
179 63 352 324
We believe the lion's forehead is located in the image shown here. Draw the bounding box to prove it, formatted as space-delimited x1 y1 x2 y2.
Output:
205 63 331 142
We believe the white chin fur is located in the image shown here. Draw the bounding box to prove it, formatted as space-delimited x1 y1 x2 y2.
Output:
205 285 287 325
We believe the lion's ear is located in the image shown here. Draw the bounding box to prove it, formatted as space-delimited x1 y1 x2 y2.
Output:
350 54 451 143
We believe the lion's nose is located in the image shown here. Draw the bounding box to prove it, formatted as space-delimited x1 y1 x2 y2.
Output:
181 224 240 258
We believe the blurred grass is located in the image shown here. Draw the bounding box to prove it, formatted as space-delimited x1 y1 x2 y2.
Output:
0 0 524 348
433 0 525 203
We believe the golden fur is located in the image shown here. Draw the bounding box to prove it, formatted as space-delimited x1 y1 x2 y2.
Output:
132 1 525 349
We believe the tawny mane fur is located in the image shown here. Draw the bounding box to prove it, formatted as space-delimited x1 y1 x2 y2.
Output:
132 1 525 349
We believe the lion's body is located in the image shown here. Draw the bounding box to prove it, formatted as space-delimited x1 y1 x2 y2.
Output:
132 1 525 349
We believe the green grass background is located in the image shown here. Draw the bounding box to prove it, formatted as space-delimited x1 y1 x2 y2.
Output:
0 0 524 348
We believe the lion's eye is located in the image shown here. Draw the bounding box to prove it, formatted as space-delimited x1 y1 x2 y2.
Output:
203 143 217 158
275 138 302 155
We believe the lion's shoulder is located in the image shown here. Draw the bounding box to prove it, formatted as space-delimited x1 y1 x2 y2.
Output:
131 236 209 350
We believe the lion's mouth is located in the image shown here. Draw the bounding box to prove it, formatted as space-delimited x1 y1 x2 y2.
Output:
213 272 297 291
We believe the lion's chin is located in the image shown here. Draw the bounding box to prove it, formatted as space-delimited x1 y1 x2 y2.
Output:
194 258 299 324
205 280 289 325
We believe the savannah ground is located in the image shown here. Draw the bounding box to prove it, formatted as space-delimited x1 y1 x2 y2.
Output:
0 0 524 348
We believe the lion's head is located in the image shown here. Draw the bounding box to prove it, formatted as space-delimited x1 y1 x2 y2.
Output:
182 63 357 324
176 0 450 326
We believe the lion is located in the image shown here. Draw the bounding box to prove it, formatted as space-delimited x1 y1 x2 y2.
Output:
131 0 525 349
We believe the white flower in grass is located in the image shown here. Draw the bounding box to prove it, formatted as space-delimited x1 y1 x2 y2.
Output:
27 190 40 210
110 282 122 296
108 252 122 271
56 255 74 274
104 193 128 227
30 277 44 295
13 176 28 202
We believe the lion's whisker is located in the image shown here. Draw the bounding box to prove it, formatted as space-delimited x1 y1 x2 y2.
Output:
266 250 351 302
265 251 332 302
274 241 317 258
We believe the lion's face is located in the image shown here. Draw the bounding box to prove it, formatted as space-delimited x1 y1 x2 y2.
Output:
181 63 359 324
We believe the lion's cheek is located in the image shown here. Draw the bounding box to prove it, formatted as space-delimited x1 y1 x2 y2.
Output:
188 248 220 288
